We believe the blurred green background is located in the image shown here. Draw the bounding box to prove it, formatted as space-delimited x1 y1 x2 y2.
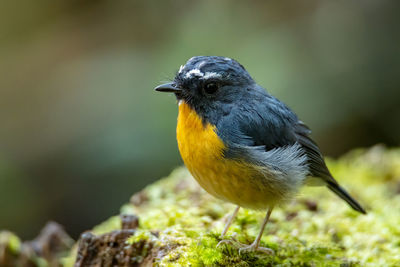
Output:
0 0 399 239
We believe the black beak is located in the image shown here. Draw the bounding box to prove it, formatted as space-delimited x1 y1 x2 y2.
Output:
154 82 182 93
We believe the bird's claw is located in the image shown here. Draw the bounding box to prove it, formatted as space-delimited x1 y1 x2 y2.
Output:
216 239 235 248
238 243 274 255
217 239 274 255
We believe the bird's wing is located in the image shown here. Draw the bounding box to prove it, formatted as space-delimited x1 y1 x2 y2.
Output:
220 91 367 213
218 92 366 213
220 93 336 185
292 121 336 183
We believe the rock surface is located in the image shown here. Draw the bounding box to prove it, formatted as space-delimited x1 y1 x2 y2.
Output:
1 146 400 266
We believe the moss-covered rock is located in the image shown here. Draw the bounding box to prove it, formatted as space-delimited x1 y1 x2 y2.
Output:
3 146 400 266
0 222 73 267
65 145 400 266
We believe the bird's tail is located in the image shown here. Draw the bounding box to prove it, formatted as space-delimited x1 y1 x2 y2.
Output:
326 181 367 214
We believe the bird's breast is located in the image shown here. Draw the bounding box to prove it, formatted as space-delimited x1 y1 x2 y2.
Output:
176 101 225 175
176 101 281 209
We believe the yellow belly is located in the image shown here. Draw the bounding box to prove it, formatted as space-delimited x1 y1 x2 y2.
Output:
176 102 279 209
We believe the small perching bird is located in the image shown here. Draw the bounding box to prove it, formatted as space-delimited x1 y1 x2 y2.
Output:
155 56 366 253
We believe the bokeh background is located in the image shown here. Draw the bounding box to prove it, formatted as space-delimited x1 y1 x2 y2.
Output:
1 0 399 239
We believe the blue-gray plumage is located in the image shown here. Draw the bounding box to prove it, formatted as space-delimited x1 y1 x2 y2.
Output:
155 56 366 253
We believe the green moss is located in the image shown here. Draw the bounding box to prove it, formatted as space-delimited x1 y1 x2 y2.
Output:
68 146 400 266
91 215 122 235
61 248 77 267
0 231 48 267
0 231 21 254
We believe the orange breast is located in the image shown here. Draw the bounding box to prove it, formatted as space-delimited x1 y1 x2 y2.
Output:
176 101 279 209
176 101 225 184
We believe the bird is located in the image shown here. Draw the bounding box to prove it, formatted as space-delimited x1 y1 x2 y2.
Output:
155 56 366 253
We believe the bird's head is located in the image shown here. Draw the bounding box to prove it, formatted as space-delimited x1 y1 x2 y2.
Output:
155 56 256 116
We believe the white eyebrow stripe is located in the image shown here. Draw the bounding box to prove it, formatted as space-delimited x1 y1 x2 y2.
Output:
203 72 222 79
178 65 184 73
198 61 207 68
185 68 204 78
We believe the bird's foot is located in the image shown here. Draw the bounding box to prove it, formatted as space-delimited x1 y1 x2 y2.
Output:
217 239 274 255
238 242 274 255
216 239 235 248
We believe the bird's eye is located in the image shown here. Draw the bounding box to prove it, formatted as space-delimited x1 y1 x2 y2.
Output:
203 82 219 94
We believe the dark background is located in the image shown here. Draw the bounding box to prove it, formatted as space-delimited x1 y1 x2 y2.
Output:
1 0 399 239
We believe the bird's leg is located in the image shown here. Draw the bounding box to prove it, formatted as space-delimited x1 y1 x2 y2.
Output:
238 207 274 254
220 206 240 238
216 206 240 247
